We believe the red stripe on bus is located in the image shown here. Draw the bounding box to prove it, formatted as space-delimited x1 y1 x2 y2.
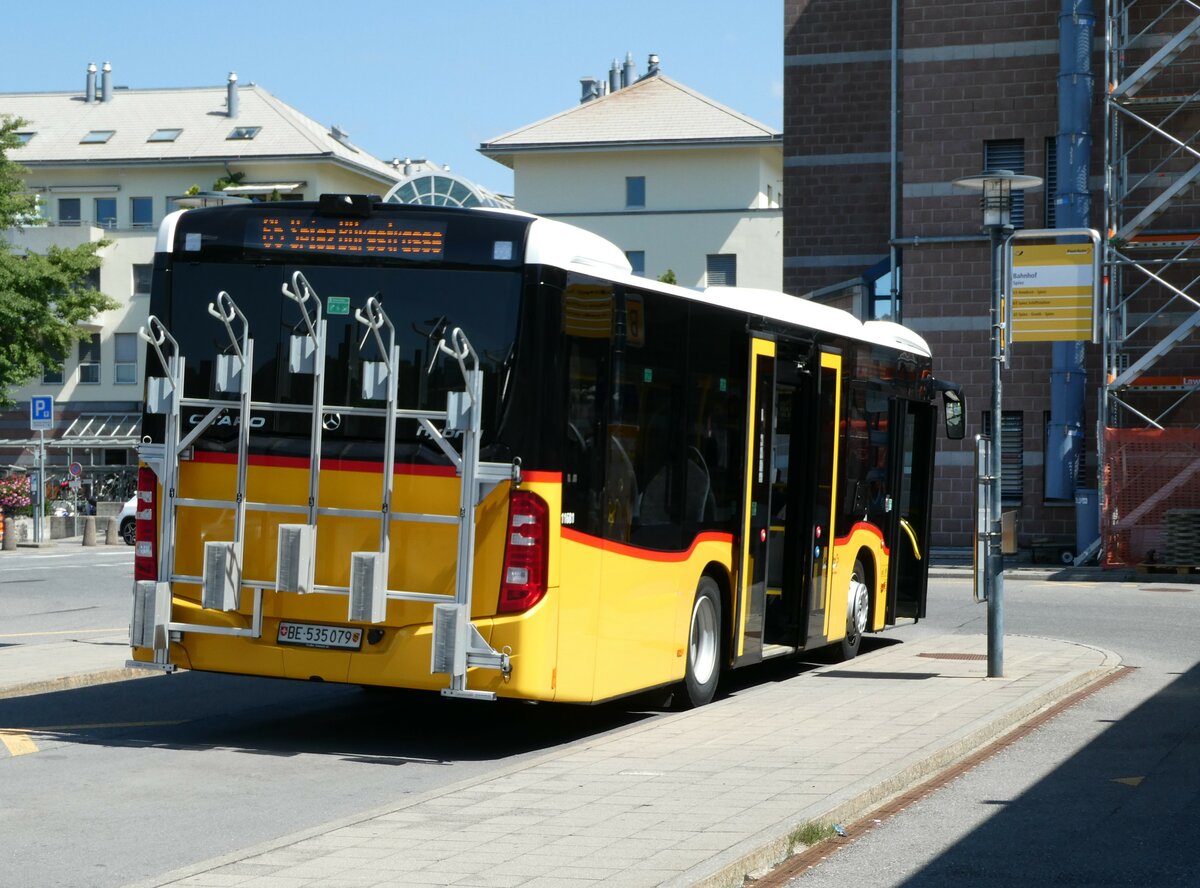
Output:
520 470 562 483
834 520 890 555
561 528 735 562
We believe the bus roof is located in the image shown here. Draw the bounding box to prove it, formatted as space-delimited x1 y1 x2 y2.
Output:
522 214 931 358
155 200 931 359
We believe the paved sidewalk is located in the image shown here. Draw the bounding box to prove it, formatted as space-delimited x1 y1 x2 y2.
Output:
110 632 1117 888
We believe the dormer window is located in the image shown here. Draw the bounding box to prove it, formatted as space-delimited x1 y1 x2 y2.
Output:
148 128 182 142
81 130 115 144
227 126 260 140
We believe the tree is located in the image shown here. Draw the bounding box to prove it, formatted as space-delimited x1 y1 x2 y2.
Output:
0 115 115 406
658 269 678 285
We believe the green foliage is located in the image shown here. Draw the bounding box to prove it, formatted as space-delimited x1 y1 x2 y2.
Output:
0 115 116 406
790 821 836 850
212 169 245 191
658 268 678 285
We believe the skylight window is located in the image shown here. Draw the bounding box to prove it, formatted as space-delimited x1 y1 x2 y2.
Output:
148 128 182 142
227 126 261 141
81 130 115 144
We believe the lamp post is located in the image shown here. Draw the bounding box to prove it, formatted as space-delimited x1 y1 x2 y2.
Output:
951 169 1042 678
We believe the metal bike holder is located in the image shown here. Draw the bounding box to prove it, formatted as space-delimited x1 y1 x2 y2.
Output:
129 276 514 698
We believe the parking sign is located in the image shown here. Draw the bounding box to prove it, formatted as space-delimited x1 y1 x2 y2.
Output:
30 396 54 431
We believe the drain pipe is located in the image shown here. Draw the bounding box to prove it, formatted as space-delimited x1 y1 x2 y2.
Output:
1048 1 1094 540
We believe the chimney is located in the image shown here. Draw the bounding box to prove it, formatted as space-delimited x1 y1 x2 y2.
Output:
647 53 660 77
100 62 112 102
227 71 239 118
85 62 97 103
621 52 635 88
609 59 620 94
579 77 600 104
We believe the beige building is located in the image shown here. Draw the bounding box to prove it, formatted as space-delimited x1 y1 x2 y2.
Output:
0 65 402 498
480 57 782 290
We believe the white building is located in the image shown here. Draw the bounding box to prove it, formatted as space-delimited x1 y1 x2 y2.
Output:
480 56 782 290
0 65 403 498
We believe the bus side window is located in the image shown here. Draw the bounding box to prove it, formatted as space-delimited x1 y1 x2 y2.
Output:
562 281 613 538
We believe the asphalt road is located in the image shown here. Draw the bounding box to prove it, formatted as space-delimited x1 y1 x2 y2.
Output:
785 574 1200 887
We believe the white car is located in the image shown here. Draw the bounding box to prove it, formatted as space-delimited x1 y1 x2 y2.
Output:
117 495 137 545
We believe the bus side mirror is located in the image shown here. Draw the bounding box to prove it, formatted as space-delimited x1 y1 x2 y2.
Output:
943 391 965 440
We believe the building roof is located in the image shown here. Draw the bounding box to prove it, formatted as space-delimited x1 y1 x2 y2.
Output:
480 74 780 167
1 76 401 185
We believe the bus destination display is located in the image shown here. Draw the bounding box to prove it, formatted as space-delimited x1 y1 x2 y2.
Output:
250 216 445 259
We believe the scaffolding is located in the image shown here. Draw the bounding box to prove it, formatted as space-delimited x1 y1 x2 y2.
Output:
1102 0 1200 566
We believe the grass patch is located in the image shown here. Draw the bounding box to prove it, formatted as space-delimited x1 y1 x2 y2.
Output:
791 821 836 849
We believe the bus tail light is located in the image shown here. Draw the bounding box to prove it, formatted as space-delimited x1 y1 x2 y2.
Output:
134 466 158 582
498 490 549 614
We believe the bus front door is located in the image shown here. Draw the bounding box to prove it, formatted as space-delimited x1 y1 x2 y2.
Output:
745 341 842 654
886 399 936 620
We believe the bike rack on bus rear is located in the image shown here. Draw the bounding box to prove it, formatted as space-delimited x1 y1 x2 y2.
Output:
129 273 516 701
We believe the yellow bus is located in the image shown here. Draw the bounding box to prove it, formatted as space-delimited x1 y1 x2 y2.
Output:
129 195 963 707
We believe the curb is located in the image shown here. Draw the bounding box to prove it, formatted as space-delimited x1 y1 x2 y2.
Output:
668 653 1123 888
0 667 155 701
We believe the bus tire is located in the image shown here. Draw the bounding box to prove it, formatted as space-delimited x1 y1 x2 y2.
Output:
836 559 869 661
682 577 722 708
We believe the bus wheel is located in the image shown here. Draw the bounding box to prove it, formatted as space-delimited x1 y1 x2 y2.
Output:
683 577 722 708
837 559 869 661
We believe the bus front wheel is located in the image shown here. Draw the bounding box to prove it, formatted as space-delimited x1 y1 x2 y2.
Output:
682 577 722 708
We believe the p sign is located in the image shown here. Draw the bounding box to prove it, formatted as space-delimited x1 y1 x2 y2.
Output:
30 396 54 431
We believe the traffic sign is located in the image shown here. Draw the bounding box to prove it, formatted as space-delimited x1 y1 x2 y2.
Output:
30 396 54 431
68 462 83 477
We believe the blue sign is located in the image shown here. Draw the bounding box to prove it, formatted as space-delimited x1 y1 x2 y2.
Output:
30 396 54 431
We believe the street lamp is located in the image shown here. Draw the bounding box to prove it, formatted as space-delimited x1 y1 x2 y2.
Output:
951 169 1042 678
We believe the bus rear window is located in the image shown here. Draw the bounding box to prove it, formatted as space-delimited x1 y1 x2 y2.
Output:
166 261 521 460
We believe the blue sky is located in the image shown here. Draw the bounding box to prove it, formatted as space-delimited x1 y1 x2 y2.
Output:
4 1 782 194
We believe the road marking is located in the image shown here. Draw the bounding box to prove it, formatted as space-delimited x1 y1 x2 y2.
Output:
0 628 127 638
0 730 38 757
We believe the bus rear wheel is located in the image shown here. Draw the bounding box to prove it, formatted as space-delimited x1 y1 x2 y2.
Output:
682 577 722 708
837 559 869 661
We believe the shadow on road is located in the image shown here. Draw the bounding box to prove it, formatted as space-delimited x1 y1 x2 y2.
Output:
891 660 1200 887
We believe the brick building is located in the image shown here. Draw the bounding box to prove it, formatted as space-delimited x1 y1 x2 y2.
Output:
785 1 1200 556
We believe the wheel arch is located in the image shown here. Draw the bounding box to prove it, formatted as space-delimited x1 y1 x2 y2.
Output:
701 562 734 667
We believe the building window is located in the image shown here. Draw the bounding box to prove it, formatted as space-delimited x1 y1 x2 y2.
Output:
15 131 35 144
148 128 182 142
625 176 645 208
984 139 1026 228
81 130 115 144
114 332 137 384
133 264 153 296
42 348 64 385
227 126 261 140
58 198 81 226
1044 136 1057 229
131 196 153 228
94 197 117 228
626 251 645 277
984 410 1024 505
706 254 737 287
78 334 101 384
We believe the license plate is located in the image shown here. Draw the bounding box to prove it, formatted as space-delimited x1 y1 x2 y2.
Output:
276 622 363 651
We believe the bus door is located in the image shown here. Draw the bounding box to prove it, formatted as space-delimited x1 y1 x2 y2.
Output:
885 398 936 620
743 340 842 654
